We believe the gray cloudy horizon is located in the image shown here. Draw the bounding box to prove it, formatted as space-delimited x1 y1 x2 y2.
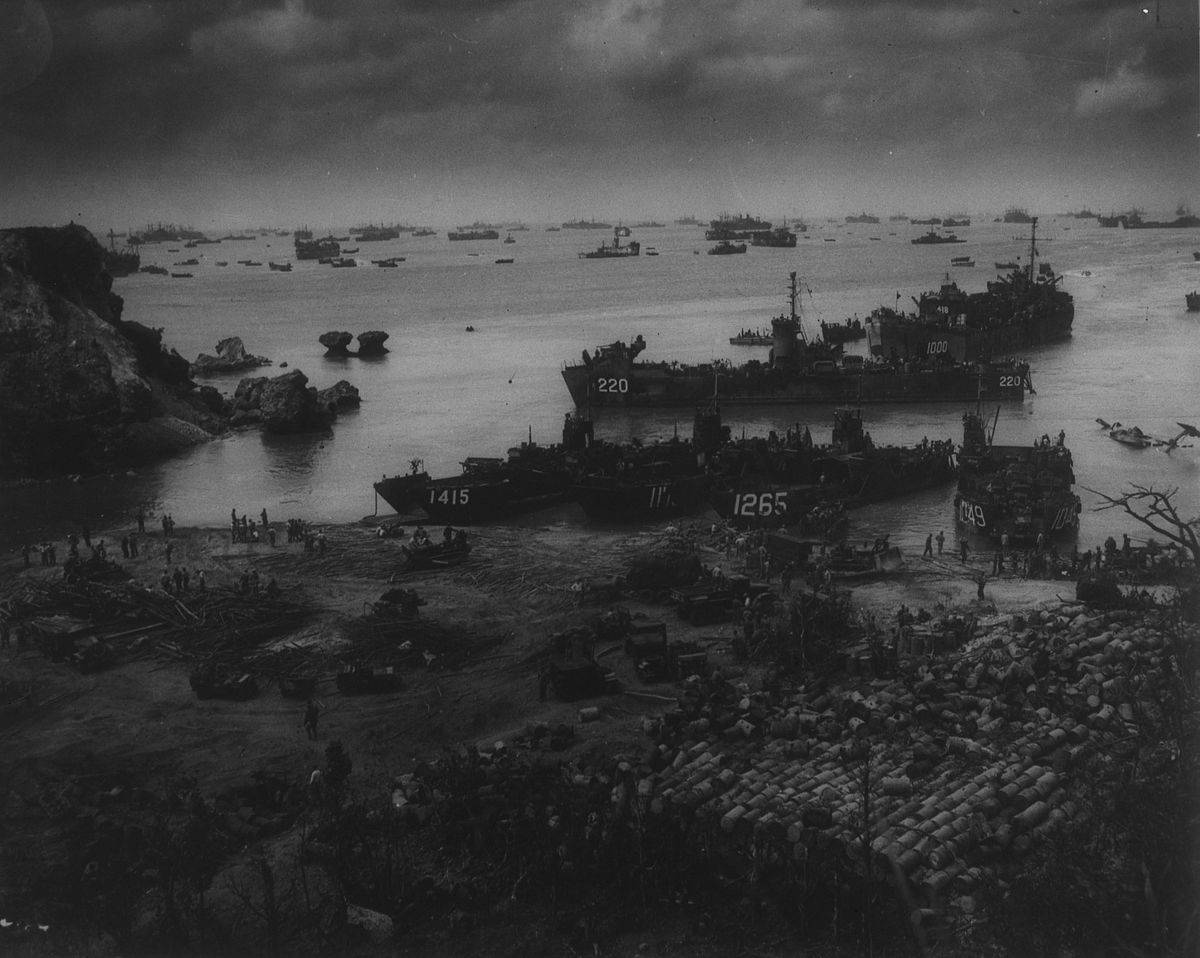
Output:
0 0 1195 230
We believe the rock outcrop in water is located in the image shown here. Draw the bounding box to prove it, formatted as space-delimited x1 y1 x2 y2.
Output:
356 330 389 355
230 370 357 433
319 330 354 355
0 224 226 478
258 370 333 433
191 336 271 375
316 380 361 412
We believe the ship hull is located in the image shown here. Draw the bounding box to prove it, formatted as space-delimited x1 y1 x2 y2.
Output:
419 475 572 524
562 362 1030 407
954 491 1080 543
954 436 1081 543
709 483 822 529
374 472 431 514
709 450 955 529
867 311 1072 362
573 473 711 521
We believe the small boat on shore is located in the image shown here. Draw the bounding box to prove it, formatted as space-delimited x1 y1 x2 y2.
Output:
400 535 472 571
268 261 292 272
1187 291 1200 311
495 258 514 264
170 272 193 278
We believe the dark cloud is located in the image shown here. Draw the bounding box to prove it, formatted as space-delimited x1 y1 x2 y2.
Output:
1 0 1195 226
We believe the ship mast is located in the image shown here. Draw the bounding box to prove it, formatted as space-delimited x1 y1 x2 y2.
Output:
1027 217 1038 282
789 271 809 344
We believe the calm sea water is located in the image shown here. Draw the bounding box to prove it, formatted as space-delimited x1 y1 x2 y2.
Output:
4 219 1198 557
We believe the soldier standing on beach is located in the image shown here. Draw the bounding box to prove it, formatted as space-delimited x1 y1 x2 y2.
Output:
303 698 322 740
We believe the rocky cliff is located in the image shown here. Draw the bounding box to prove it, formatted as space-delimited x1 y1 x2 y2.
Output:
0 225 234 478
0 225 360 479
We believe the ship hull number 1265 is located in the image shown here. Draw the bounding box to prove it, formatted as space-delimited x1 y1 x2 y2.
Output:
733 491 789 518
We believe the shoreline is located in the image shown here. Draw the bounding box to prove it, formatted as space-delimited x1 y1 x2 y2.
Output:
1 514 1190 954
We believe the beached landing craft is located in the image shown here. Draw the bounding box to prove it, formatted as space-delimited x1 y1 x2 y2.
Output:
954 410 1080 543
571 404 724 522
388 415 599 524
707 407 958 529
373 458 432 515
562 272 1033 408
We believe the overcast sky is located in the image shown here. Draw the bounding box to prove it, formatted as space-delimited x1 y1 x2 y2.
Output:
1 0 1195 229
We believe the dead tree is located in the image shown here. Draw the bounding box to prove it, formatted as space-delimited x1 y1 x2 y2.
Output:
1087 484 1200 567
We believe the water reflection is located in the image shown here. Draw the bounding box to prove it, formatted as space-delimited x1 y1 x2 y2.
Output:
259 429 328 478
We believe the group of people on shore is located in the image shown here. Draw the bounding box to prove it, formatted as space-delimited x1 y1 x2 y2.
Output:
231 509 274 546
161 565 206 596
235 565 280 598
25 530 146 570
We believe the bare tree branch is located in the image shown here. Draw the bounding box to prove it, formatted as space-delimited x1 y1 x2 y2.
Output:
1084 485 1200 566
